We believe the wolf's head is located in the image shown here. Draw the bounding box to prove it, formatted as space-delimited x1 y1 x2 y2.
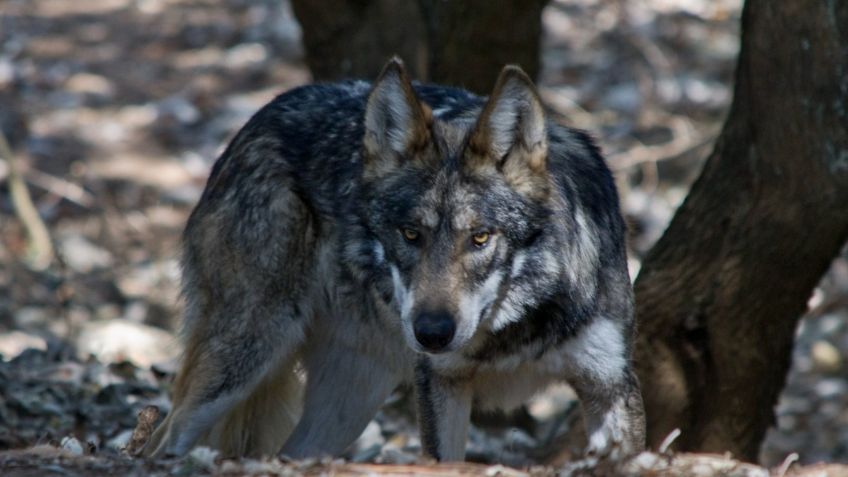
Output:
357 58 555 355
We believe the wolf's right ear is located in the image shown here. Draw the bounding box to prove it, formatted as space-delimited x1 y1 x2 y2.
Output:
363 58 431 170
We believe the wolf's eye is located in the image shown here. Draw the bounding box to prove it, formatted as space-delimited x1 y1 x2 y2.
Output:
471 231 491 248
401 228 420 243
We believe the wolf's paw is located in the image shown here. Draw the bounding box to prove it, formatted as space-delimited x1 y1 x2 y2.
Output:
585 428 625 460
585 424 642 460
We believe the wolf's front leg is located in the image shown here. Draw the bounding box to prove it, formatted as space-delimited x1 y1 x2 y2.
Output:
414 359 473 462
280 342 402 458
574 369 645 457
562 318 646 457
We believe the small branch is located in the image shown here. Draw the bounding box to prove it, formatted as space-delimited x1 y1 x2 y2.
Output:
538 87 600 130
0 129 54 270
26 168 95 208
776 453 799 477
608 117 717 172
658 428 682 454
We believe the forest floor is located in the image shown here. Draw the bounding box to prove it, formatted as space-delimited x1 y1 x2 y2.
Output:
2 0 848 475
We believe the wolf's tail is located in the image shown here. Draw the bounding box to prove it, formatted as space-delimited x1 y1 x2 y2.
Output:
197 357 304 457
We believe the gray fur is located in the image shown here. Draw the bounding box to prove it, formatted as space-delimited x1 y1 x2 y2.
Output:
146 60 645 461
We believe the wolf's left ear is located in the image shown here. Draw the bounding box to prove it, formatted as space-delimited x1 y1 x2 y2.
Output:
469 66 548 181
364 58 431 165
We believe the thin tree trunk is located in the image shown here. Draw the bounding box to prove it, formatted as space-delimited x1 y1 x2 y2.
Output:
291 0 547 94
633 0 848 461
291 1 428 83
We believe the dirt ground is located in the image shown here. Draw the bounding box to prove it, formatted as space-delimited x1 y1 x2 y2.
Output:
1 0 848 474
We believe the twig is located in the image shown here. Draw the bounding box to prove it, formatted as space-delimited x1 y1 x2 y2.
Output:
608 116 717 171
0 129 53 270
658 428 682 454
776 453 799 477
538 87 600 129
26 168 95 208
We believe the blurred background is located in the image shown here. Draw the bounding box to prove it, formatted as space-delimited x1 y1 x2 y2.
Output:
1 0 846 467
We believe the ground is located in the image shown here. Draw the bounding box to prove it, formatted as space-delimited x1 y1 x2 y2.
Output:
1 0 847 474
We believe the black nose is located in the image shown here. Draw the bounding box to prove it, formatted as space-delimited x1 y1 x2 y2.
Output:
413 311 456 351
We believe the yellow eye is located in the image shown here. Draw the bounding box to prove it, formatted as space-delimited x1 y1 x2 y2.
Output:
471 231 491 247
402 228 420 242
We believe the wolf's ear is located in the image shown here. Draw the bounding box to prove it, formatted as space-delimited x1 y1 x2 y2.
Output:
364 58 431 165
468 66 548 192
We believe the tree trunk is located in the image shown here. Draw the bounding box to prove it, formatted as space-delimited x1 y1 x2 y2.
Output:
291 0 546 94
633 0 848 461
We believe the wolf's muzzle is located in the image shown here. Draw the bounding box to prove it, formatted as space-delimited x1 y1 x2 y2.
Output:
413 311 456 352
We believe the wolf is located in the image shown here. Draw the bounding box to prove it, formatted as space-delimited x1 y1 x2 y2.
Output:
144 58 645 461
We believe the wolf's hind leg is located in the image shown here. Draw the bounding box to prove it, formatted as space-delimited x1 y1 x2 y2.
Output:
280 341 401 458
144 177 318 458
199 354 303 457
146 311 306 458
562 318 646 457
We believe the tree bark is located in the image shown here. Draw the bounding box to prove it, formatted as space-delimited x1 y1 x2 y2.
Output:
633 0 848 461
291 0 547 94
